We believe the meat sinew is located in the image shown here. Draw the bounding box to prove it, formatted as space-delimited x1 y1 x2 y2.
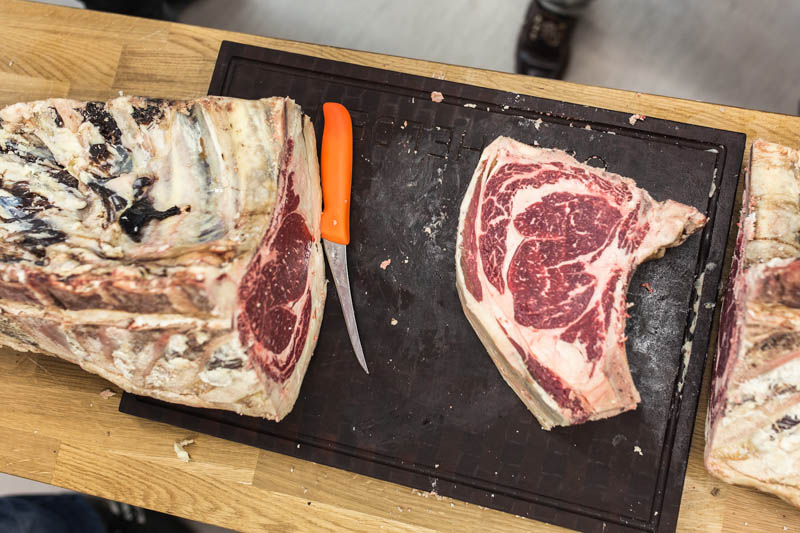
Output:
0 96 325 420
706 139 800 506
456 137 706 429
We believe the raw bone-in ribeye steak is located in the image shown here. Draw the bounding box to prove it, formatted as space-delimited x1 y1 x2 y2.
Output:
0 96 325 420
706 139 800 507
456 137 706 429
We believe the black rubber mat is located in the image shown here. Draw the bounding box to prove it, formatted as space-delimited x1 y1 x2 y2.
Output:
120 41 745 532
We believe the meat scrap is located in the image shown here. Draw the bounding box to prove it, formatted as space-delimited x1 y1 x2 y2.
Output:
706 140 800 508
628 114 646 125
99 388 116 400
430 91 444 103
0 96 326 421
173 438 195 462
641 282 653 293
455 137 706 429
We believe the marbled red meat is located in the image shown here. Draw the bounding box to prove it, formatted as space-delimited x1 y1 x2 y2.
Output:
456 137 706 429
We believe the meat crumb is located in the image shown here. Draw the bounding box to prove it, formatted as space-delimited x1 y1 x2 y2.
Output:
640 282 653 293
380 259 391 270
174 438 195 462
430 91 444 103
628 113 646 125
99 388 116 400
633 445 643 456
390 318 398 326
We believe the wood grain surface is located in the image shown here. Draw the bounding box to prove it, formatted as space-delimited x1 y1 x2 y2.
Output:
1 1 800 531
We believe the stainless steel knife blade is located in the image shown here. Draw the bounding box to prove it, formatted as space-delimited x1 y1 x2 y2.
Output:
323 238 368 374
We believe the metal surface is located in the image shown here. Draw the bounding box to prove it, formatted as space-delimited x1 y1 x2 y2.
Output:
120 42 745 533
324 239 369 374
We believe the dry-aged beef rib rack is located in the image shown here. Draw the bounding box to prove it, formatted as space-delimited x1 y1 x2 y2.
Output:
456 137 706 429
707 139 800 506
0 96 325 420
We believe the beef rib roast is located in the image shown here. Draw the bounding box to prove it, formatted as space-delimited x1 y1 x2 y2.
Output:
455 137 706 429
706 139 800 506
0 96 325 420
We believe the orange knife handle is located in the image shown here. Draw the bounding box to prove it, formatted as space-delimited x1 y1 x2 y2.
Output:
320 102 353 245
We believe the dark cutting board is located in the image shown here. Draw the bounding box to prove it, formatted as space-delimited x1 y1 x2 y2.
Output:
120 41 745 532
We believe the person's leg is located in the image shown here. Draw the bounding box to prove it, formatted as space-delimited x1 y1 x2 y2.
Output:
538 0 593 17
81 0 196 21
516 0 594 79
82 0 171 20
0 494 106 533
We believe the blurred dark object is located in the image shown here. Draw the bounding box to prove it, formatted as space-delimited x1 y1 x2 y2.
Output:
0 493 193 533
0 494 104 533
81 0 195 21
516 0 592 79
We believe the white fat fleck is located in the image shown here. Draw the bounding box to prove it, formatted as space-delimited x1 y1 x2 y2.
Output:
463 103 477 108
63 331 89 360
746 405 800 479
739 358 800 400
678 262 715 392
198 367 235 387
16 269 25 284
112 350 136 382
706 148 719 154
390 318 398 326
534 118 542 130
165 334 188 357
633 445 643 456
708 168 718 198
690 270 706 334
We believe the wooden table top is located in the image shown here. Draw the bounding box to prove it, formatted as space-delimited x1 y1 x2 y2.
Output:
2 1 800 531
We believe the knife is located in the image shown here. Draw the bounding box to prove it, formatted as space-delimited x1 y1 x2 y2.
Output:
320 102 369 375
